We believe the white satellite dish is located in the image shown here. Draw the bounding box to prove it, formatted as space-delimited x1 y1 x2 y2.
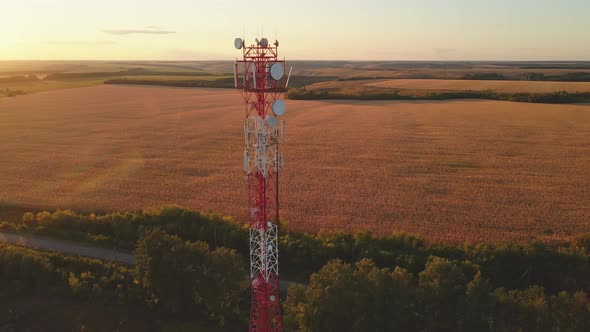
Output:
234 38 243 50
272 100 286 116
266 116 278 128
269 63 284 81
260 38 269 47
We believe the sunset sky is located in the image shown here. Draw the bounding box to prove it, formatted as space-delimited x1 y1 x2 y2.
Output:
1 0 589 61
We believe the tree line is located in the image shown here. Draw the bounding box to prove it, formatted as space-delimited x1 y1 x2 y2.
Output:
0 228 247 328
2 205 590 330
3 205 590 295
286 87 590 104
284 258 590 331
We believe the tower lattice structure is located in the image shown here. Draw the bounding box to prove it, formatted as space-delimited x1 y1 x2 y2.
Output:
234 37 287 332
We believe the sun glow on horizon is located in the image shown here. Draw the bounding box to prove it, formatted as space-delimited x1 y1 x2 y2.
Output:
1 0 589 61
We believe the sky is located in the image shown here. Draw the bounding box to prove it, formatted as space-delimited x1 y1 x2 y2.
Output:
1 0 589 61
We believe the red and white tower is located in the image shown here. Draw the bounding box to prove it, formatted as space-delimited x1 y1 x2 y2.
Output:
233 36 289 332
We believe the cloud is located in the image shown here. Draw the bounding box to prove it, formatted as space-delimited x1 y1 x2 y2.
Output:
432 48 457 55
47 40 117 45
103 27 175 35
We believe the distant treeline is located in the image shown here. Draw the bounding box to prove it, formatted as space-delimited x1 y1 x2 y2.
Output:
520 65 590 70
0 75 40 83
0 88 27 97
286 87 590 104
44 68 222 80
520 72 590 82
462 72 590 82
104 77 236 88
463 73 507 80
104 75 336 89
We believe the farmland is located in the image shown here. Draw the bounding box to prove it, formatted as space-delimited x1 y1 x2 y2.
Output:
1 85 589 243
365 79 590 93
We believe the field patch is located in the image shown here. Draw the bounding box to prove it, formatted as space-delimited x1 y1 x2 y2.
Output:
365 79 590 93
0 85 589 243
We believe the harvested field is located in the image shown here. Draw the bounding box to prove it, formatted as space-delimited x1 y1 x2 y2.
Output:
0 85 589 243
365 79 590 93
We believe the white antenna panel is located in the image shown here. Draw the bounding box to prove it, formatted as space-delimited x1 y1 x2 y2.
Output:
272 100 286 116
285 66 293 88
266 116 278 128
243 149 249 172
260 38 269 47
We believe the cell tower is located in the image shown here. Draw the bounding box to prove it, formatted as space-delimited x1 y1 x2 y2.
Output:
233 36 290 332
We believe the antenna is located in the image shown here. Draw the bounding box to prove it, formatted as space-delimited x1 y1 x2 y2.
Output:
266 116 278 128
251 64 257 89
233 62 238 88
285 66 293 88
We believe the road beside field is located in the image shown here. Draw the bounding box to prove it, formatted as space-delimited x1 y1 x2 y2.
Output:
0 231 299 292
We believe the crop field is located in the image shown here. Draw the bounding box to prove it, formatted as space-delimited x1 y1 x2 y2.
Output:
365 79 590 93
306 79 590 96
1 85 589 243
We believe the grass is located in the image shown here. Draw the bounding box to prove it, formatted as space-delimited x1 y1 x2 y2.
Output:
0 85 589 244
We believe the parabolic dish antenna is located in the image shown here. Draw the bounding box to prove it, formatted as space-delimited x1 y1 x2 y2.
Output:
266 116 278 128
234 38 243 50
272 100 286 116
269 63 284 81
260 38 269 47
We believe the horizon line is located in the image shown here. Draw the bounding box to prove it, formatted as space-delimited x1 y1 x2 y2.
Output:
1 59 590 63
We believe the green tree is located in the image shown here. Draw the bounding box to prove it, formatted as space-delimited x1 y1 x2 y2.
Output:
134 228 246 325
464 271 494 331
417 256 478 331
550 291 590 332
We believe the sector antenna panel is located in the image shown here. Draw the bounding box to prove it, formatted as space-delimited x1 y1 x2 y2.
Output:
234 37 244 50
272 99 286 116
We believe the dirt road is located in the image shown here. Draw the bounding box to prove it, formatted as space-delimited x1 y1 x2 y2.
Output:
0 231 299 291
0 231 134 264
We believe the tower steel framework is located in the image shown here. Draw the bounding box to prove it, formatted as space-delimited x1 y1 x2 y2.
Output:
233 37 286 332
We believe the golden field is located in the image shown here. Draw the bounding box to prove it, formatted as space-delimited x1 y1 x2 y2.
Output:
0 85 589 243
365 79 590 93
306 78 590 96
